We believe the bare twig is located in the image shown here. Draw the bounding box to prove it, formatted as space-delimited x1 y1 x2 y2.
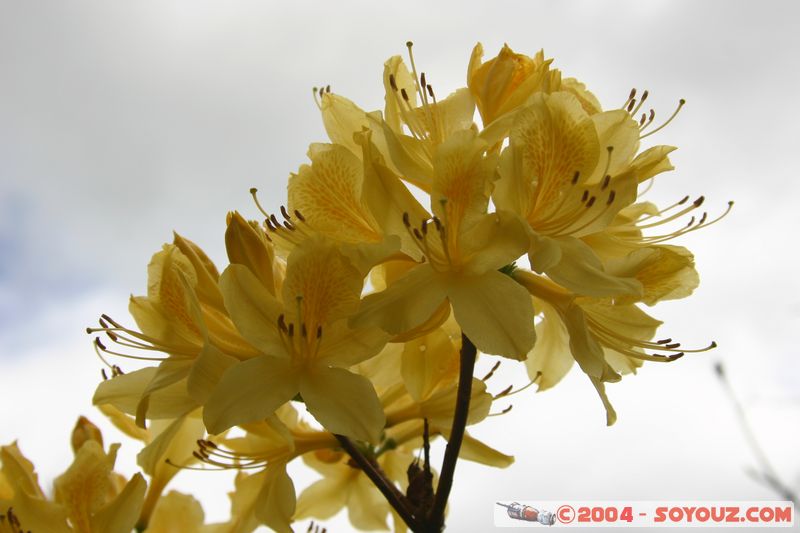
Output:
714 362 798 505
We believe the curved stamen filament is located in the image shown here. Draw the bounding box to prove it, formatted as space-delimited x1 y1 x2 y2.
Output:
640 99 685 139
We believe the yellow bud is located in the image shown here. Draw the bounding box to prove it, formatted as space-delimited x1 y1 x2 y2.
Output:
71 416 104 454
225 211 276 294
468 43 560 125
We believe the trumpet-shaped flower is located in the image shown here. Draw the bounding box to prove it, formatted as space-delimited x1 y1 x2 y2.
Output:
203 237 389 442
353 129 536 359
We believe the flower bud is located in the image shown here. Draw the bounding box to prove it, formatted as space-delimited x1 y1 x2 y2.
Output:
71 416 104 454
468 43 560 125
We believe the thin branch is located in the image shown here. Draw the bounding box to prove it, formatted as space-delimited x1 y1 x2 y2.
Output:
714 362 798 505
426 333 477 531
334 434 420 530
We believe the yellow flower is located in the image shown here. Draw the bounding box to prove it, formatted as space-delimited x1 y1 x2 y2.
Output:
316 43 476 193
353 129 536 359
1 421 146 533
89 229 264 427
515 269 713 425
494 90 681 298
203 237 389 442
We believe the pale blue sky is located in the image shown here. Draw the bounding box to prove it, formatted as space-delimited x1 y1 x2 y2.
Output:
1 1 798 531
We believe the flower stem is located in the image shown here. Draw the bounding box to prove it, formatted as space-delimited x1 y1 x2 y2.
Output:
424 332 477 532
334 433 420 530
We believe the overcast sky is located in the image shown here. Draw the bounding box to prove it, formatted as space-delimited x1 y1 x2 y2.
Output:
1 1 799 531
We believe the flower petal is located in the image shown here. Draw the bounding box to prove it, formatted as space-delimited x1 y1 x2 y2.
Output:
295 476 348 520
254 463 296 533
316 320 389 368
540 236 642 297
461 211 530 275
187 343 239 405
89 472 146 533
445 271 536 359
525 298 574 390
458 432 514 468
204 357 298 435
352 265 447 337
288 143 382 244
299 367 385 443
219 264 285 356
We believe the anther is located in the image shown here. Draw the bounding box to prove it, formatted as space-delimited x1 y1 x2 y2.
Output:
432 216 442 230
657 338 672 344
413 228 423 240
316 325 322 339
693 196 705 207
698 212 708 225
571 171 580 185
278 314 288 333
301 324 308 338
288 324 294 337
400 88 410 101
586 196 596 208
389 74 398 91
95 338 106 351
607 190 616 205
496 384 513 398
325 85 331 93
481 360 501 381
280 205 290 220
601 174 611 190
294 209 306 221
402 212 411 227
421 219 428 235
269 214 280 227
627 98 636 112
101 368 108 380
628 88 637 101
581 190 589 203
427 84 435 99
678 195 689 205
420 72 426 88
664 343 681 349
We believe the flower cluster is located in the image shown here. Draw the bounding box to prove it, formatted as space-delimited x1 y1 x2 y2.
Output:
2 43 727 532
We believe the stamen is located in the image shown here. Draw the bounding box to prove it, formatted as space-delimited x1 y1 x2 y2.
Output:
640 98 685 139
487 405 514 417
481 360 501 381
622 87 637 109
630 89 649 116
249 188 271 219
494 384 513 399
